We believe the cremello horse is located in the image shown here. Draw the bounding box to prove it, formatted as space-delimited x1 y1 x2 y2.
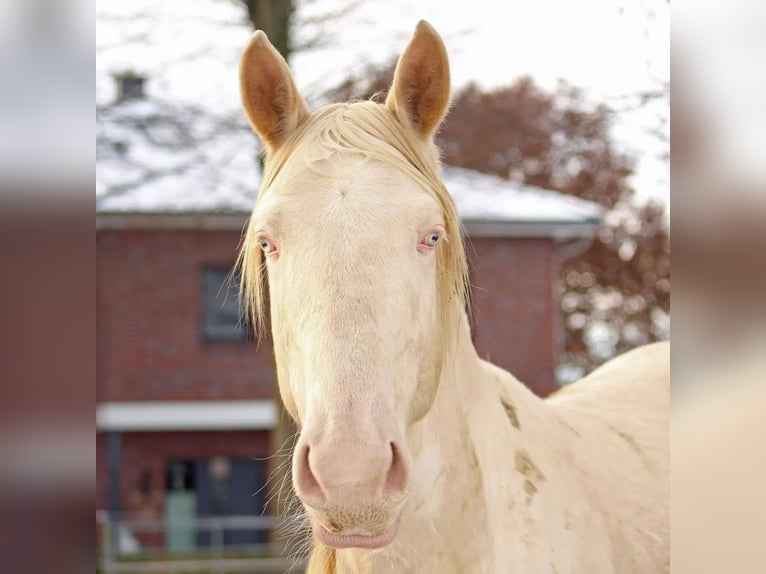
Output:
238 21 669 574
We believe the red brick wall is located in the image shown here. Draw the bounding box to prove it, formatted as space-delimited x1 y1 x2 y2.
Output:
97 230 275 402
468 237 559 396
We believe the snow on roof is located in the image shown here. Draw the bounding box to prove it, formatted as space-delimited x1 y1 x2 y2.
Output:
97 99 602 228
442 166 601 224
97 99 260 213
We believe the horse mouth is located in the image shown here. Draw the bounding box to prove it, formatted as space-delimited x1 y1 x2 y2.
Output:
313 523 398 549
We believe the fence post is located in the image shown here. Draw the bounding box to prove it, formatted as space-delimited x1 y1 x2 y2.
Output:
212 518 224 574
100 513 115 574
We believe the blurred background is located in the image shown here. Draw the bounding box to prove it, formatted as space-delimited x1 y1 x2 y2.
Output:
93 0 670 572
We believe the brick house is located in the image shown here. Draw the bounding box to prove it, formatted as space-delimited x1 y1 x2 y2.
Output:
96 94 601 550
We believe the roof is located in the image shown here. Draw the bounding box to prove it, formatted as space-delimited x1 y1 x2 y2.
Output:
97 99 602 238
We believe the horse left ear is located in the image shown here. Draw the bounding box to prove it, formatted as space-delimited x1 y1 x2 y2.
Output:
239 30 309 154
386 20 451 139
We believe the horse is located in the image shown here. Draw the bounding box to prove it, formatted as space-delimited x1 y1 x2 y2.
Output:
237 20 669 574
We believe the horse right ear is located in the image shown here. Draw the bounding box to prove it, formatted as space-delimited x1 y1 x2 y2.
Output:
386 20 451 140
239 31 309 154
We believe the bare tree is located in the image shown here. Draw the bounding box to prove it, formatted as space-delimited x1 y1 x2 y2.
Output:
237 0 361 62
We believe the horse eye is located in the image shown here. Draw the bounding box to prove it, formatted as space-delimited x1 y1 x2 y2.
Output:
258 237 276 254
419 231 441 250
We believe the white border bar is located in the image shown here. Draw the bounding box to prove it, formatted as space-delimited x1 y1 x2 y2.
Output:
96 400 277 431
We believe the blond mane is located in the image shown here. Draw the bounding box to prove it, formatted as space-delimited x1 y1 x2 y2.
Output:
238 101 469 346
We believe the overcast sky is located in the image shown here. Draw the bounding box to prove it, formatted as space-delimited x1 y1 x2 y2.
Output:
96 0 669 202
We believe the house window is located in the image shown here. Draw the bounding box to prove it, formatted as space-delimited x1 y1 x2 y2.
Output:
201 267 249 342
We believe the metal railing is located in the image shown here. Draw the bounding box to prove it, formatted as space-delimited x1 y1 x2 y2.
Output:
96 510 308 574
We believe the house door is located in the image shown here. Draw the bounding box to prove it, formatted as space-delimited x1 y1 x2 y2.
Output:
194 457 266 548
164 460 197 553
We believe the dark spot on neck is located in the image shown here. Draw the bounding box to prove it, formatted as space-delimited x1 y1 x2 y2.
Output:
501 398 521 430
523 479 538 505
515 449 546 505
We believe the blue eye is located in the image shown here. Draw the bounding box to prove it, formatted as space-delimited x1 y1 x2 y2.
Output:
258 236 276 254
419 230 442 249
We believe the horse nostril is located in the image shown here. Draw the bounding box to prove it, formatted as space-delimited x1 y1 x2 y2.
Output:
383 441 408 500
295 444 325 506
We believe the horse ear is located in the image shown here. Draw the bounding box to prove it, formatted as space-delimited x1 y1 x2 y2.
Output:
240 31 309 153
386 20 451 139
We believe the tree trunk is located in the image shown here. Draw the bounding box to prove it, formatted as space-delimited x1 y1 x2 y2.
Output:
243 0 295 62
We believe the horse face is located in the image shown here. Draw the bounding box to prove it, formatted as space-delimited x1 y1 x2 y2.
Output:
255 155 446 547
241 21 452 548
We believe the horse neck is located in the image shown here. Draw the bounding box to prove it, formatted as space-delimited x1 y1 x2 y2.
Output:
414 308 549 468
401 311 558 566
